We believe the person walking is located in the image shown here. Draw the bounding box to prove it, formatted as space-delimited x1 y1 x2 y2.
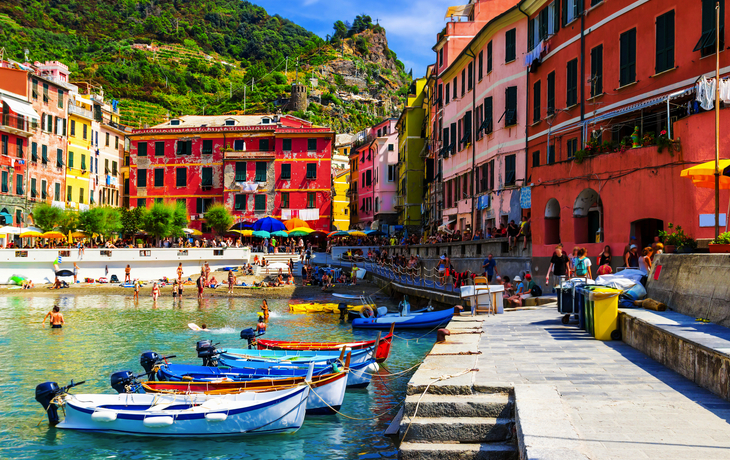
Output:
597 245 611 275
151 282 161 301
196 270 205 300
545 245 570 292
227 270 236 294
481 253 499 283
43 305 65 328
73 263 79 284
125 264 131 283
574 248 592 280
177 263 184 282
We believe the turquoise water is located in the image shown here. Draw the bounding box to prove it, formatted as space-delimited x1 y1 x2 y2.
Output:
0 293 434 459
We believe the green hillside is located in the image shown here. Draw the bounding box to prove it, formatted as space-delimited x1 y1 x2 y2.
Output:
0 1 409 130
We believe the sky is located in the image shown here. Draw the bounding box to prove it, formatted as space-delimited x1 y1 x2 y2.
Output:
257 0 458 77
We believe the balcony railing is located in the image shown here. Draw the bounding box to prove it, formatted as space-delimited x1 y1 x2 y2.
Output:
0 114 32 136
68 104 93 120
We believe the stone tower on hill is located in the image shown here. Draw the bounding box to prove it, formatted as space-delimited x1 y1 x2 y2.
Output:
288 84 308 112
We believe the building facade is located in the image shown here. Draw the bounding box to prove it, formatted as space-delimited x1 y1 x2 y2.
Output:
66 93 94 210
436 0 529 235
0 65 37 226
127 115 333 233
90 91 124 207
332 168 350 230
333 133 353 171
350 128 375 229
396 78 428 232
524 0 730 276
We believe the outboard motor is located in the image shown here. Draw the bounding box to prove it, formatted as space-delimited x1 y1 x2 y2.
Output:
140 351 160 379
110 370 141 394
35 379 85 426
196 340 218 366
240 328 257 349
35 382 61 426
338 303 348 321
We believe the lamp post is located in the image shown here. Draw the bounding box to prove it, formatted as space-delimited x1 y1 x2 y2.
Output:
715 1 721 239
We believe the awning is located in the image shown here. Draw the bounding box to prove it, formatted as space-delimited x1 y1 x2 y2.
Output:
1 95 40 120
0 212 12 224
444 4 474 19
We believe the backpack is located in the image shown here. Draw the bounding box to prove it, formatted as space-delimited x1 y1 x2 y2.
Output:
575 258 587 276
531 284 543 297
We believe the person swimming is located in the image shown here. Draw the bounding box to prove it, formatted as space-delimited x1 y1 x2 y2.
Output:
43 305 64 328
256 316 267 334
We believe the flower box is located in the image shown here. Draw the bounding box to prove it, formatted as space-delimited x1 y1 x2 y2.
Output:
709 244 730 254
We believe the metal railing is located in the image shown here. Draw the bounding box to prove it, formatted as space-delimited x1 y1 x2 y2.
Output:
68 104 93 120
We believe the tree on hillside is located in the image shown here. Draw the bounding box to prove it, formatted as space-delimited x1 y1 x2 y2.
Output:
332 20 348 41
349 15 373 37
33 203 64 232
204 204 233 236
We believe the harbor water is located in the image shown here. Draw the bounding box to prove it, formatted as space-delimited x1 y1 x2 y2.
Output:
0 294 434 459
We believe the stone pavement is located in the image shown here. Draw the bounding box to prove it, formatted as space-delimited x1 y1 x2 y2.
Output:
475 308 730 460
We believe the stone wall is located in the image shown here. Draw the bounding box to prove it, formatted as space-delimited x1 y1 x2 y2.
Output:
647 253 730 327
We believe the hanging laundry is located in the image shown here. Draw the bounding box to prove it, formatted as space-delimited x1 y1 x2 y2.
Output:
720 78 730 104
696 76 716 110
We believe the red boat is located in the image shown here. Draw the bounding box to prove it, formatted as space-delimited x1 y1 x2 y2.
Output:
256 324 395 363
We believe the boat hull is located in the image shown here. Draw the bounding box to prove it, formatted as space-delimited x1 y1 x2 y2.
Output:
351 309 454 330
219 347 374 366
57 386 309 436
256 334 393 363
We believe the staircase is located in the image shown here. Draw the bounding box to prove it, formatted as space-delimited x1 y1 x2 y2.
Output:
249 252 304 276
399 390 517 460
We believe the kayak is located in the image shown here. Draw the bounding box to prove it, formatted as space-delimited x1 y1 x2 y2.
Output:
288 302 373 313
256 324 394 363
351 308 455 330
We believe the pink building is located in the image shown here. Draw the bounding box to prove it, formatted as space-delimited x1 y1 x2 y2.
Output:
372 119 399 230
435 0 528 234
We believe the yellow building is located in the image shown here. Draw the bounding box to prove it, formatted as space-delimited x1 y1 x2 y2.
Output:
332 168 350 230
66 94 93 209
395 77 428 230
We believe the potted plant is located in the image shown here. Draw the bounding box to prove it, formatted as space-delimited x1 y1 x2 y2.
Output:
658 223 695 253
709 232 730 253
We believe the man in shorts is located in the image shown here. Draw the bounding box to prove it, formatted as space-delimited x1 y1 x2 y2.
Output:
482 253 499 282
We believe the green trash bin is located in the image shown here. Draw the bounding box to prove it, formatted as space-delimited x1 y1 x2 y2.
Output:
582 286 600 336
587 288 621 341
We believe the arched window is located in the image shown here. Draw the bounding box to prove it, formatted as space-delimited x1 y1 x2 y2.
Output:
544 198 561 245
573 189 602 244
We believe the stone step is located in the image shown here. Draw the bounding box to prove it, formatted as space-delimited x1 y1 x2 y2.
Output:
404 393 512 418
399 441 517 460
400 416 513 443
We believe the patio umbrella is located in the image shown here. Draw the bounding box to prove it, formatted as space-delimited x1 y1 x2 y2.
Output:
364 229 385 236
271 230 289 237
289 227 314 234
253 217 286 233
681 159 730 231
230 221 254 230
327 231 349 238
183 228 203 236
241 230 254 237
22 226 43 233
283 218 310 230
309 231 328 238
70 231 88 238
348 231 367 237
20 230 43 238
42 231 66 239
288 230 309 237
252 230 271 239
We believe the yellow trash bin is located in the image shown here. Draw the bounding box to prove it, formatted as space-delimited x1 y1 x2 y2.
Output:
587 288 621 341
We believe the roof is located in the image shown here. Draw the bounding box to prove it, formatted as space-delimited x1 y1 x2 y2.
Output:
153 114 281 128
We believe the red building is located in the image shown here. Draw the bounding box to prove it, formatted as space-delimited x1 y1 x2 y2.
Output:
127 115 333 232
524 0 730 275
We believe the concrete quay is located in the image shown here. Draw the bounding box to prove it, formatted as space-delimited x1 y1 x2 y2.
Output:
400 307 730 460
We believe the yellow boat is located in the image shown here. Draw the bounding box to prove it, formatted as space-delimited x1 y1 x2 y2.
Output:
288 302 374 314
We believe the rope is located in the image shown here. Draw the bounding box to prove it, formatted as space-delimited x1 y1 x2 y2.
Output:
399 368 478 442
304 381 403 420
392 322 444 342
362 361 423 377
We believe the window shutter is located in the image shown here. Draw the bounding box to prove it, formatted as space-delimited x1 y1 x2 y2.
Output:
186 141 192 155
63 119 67 136
665 11 675 70
528 18 535 50
41 113 45 131
562 0 567 26
553 2 560 32
656 14 665 74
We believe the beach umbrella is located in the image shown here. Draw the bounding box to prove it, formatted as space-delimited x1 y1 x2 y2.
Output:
288 229 311 237
70 231 88 238
253 216 286 232
283 218 310 230
241 230 254 237
271 230 289 237
20 230 43 238
327 231 349 238
183 228 203 236
42 231 66 239
229 221 254 230
348 231 367 237
252 230 271 238
309 231 328 239
289 227 314 235
364 229 385 236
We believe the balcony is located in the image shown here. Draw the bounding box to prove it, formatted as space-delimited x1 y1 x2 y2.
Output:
68 104 93 120
0 114 33 137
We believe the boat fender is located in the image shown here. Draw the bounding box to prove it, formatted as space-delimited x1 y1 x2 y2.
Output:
205 413 228 422
143 416 174 428
366 362 380 373
360 306 375 319
91 411 118 422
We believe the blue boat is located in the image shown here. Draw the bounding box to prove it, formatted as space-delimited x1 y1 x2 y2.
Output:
156 360 378 388
219 347 375 366
351 308 454 330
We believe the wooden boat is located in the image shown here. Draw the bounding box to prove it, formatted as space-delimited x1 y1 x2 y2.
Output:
351 308 455 330
219 346 375 366
156 359 378 389
256 324 394 363
288 302 373 314
35 380 309 436
145 364 349 415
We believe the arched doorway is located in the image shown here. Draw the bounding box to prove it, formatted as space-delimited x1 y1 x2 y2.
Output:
544 198 561 245
573 189 603 244
631 218 664 251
